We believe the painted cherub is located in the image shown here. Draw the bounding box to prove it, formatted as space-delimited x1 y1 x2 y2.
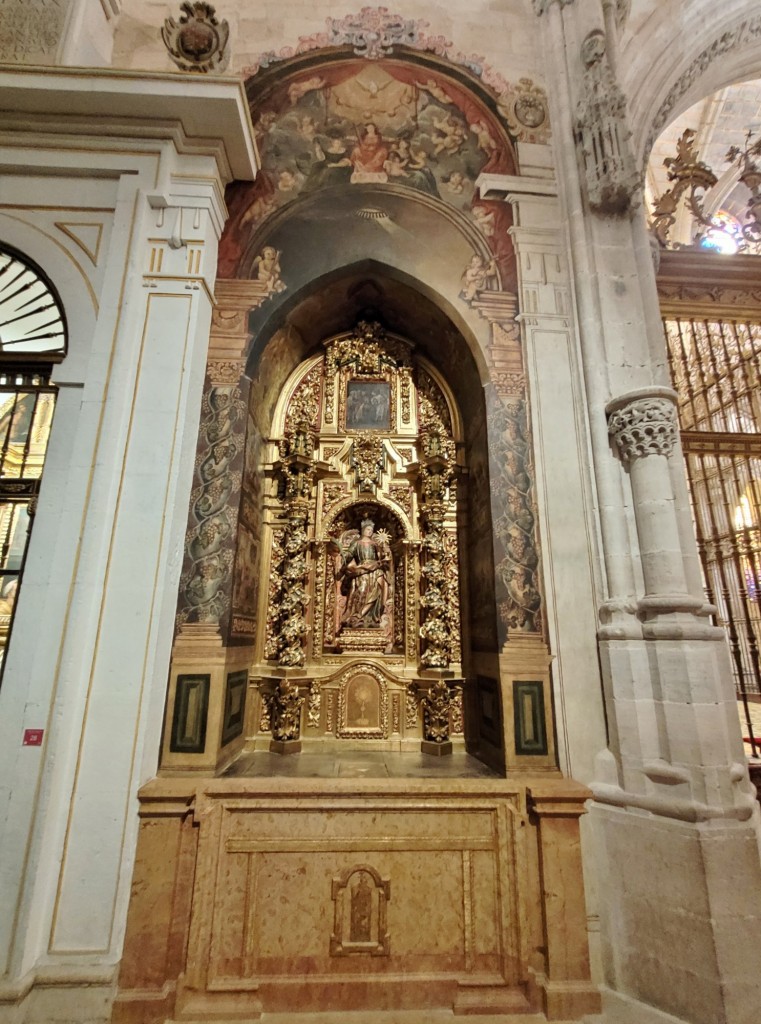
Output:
460 254 497 303
472 205 496 238
253 246 286 296
443 170 466 194
470 119 498 155
432 114 467 156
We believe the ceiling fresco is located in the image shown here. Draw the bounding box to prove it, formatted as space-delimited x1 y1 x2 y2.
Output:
218 57 518 284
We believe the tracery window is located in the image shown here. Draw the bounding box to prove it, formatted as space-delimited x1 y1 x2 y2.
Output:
0 246 67 681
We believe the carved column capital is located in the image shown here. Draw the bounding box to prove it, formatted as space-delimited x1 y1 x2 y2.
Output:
606 388 679 462
532 0 575 14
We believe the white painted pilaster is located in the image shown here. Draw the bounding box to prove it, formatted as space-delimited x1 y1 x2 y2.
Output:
0 66 256 1023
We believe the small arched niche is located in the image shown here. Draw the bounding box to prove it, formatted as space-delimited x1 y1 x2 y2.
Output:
164 46 554 778
234 270 500 766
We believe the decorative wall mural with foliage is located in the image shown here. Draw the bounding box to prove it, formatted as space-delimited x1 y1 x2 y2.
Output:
218 58 517 280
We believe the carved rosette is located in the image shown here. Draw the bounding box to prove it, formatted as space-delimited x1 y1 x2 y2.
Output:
420 679 455 744
270 679 304 741
606 390 679 462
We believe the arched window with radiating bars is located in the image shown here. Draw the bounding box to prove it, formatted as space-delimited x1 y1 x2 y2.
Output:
0 246 67 683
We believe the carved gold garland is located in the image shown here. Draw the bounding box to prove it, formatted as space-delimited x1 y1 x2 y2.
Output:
313 542 328 653
417 369 458 669
270 678 304 741
405 552 418 662
420 679 457 744
307 680 321 729
388 483 413 520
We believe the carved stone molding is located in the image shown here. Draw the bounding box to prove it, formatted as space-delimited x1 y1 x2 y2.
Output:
470 290 519 325
532 0 575 15
645 17 761 164
606 388 679 462
657 250 761 318
161 2 230 74
574 30 640 215
330 864 391 957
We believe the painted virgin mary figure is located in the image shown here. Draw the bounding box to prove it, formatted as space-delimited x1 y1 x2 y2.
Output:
330 518 392 630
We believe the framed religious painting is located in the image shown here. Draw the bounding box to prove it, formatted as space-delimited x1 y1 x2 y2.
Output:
345 380 391 431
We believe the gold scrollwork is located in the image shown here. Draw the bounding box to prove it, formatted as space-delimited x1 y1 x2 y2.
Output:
388 483 412 519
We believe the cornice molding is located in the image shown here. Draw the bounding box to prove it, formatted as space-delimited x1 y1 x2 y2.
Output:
656 249 761 318
532 0 575 16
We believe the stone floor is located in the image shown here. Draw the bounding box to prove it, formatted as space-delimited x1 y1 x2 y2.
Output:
223 750 500 778
251 1014 545 1023
225 705 761 776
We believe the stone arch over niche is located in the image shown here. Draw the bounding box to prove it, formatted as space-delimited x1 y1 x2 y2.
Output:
165 255 556 773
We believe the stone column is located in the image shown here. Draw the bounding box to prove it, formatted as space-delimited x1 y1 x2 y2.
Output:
606 387 703 631
532 3 761 1023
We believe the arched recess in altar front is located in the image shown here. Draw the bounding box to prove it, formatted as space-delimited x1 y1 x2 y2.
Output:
159 44 558 778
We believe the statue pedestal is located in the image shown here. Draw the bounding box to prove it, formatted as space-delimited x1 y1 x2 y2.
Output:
336 628 388 653
421 739 453 756
269 738 302 755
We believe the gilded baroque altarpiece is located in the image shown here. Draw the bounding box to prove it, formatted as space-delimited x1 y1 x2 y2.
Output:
252 320 466 749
